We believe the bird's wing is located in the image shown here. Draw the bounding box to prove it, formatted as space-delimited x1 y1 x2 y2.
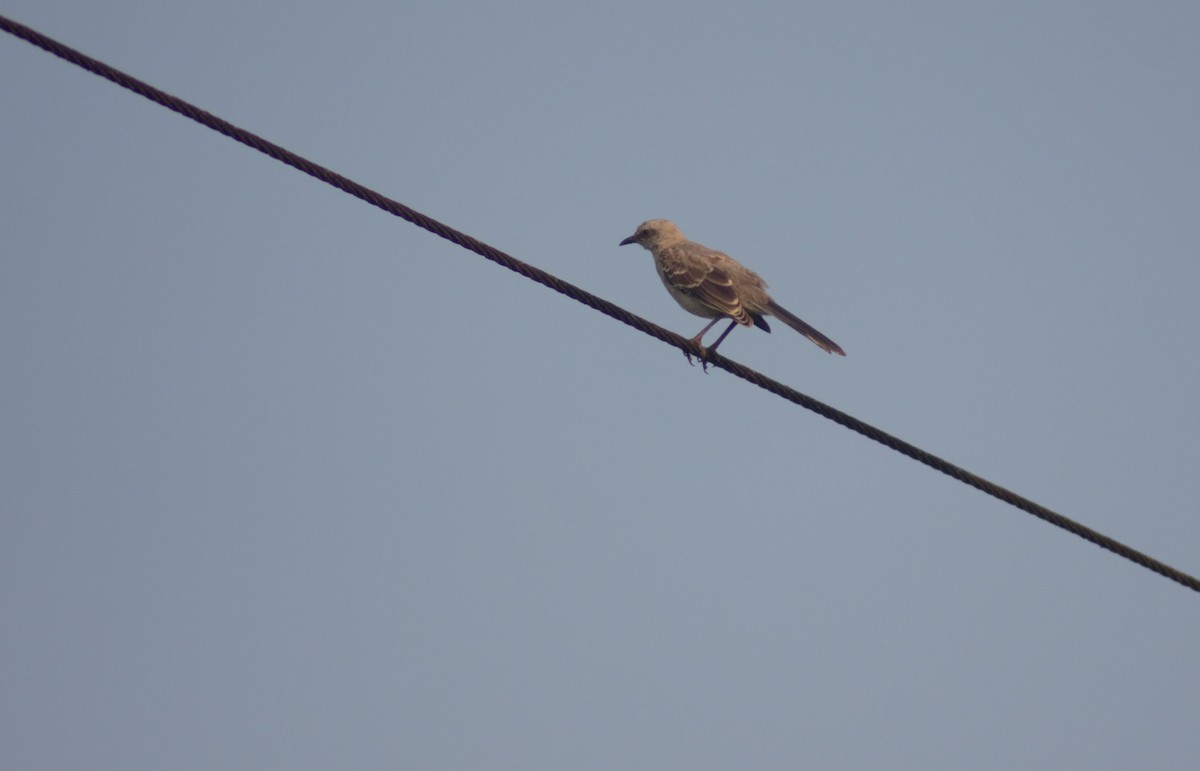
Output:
659 245 755 326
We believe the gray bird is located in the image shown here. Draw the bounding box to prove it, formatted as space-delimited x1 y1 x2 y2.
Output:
619 219 845 365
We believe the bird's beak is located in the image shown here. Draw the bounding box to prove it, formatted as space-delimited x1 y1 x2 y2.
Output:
619 234 638 246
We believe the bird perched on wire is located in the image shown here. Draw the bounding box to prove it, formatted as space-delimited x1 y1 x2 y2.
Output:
619 219 845 367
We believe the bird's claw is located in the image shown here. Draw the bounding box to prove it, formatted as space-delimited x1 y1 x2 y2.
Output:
684 347 712 373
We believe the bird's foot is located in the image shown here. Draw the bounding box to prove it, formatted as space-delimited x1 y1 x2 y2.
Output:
684 342 712 373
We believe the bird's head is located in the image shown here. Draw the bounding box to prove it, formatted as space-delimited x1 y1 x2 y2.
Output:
619 219 685 251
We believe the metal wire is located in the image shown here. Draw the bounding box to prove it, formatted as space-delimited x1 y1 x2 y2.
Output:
4 13 1196 593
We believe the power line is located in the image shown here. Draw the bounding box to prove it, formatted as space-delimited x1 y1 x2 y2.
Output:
3 14 1197 594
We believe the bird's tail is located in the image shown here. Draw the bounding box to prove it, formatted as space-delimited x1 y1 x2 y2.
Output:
766 300 846 356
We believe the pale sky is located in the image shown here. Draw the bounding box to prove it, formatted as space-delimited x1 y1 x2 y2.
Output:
3 3 1199 769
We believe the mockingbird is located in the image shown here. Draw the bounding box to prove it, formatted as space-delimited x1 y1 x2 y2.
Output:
619 219 845 366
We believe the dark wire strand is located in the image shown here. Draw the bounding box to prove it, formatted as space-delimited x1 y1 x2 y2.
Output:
3 14 1197 593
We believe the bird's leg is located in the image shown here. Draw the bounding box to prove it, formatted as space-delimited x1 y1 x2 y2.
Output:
705 319 739 354
685 318 723 367
686 318 738 372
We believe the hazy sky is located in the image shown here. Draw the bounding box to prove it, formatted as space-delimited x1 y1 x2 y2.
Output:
3 2 1199 769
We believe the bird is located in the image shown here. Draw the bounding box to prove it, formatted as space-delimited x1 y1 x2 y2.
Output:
619 219 844 367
